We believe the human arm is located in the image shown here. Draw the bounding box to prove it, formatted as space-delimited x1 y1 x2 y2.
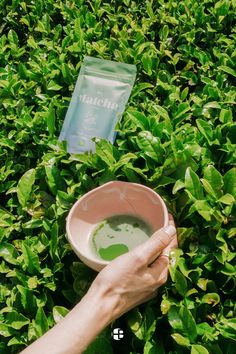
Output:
20 221 177 354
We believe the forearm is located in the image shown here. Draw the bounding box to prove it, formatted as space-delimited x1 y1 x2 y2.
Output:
20 285 116 354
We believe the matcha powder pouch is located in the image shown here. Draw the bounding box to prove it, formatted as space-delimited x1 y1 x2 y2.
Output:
59 56 137 153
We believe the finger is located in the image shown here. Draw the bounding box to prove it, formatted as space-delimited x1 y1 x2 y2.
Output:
151 237 178 273
166 214 177 249
168 213 175 226
149 255 169 283
161 234 178 253
134 224 176 265
157 234 178 264
149 218 177 278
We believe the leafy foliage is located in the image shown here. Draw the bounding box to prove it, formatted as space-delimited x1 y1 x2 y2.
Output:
0 0 236 353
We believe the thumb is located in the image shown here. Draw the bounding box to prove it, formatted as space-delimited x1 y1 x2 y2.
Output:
134 225 176 265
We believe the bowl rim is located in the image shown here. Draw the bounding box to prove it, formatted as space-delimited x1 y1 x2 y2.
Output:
66 181 169 268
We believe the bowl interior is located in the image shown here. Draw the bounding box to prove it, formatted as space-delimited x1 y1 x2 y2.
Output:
67 181 168 268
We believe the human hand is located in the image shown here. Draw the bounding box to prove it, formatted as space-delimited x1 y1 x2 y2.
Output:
87 215 177 321
20 216 177 354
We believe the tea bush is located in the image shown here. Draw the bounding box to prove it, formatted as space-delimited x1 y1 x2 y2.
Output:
0 0 236 353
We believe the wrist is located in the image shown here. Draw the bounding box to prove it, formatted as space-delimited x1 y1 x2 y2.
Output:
84 282 119 325
20 280 121 354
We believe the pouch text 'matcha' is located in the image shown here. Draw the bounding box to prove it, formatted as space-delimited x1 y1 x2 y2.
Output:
59 56 136 153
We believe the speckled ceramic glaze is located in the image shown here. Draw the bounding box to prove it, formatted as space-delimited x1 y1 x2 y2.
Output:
66 181 169 272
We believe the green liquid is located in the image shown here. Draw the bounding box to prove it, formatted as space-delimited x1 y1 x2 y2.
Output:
90 214 151 261
98 244 129 261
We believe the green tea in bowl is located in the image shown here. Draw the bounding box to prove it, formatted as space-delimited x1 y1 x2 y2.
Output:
66 181 168 272
90 214 152 261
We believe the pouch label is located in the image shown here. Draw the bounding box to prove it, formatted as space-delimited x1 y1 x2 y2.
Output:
79 94 119 111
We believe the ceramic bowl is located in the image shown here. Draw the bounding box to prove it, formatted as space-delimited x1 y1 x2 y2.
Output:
66 181 168 272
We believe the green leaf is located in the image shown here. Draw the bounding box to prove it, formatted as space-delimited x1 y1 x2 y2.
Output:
127 308 142 336
126 110 149 130
49 221 60 261
83 328 113 354
28 276 38 289
136 131 163 162
17 169 36 206
169 248 183 276
168 305 183 331
132 83 154 98
202 293 220 306
160 24 169 40
16 285 37 313
177 228 196 248
201 178 218 199
174 270 188 296
144 339 165 354
191 344 210 354
34 308 49 337
218 193 235 205
221 262 236 275
215 318 236 341
181 87 189 100
0 324 15 337
219 109 233 123
224 168 236 198
47 80 62 91
185 167 204 199
113 152 137 172
46 107 55 136
196 119 213 144
196 322 216 339
94 138 118 166
61 63 74 84
21 242 40 274
197 278 208 291
27 36 38 49
142 306 156 342
123 163 146 181
171 333 190 347
204 165 223 198
204 101 221 109
160 298 171 315
142 53 153 75
188 200 212 221
0 243 19 265
7 334 27 346
218 66 236 78
174 103 191 120
23 219 43 229
56 190 74 207
173 179 185 194
53 306 69 324
5 311 30 330
0 138 15 150
180 306 197 342
215 0 230 15
8 29 18 45
45 164 65 196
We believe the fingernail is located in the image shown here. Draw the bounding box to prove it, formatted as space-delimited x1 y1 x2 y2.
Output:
163 225 176 237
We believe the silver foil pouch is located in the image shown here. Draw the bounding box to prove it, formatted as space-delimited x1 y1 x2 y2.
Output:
59 56 136 153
